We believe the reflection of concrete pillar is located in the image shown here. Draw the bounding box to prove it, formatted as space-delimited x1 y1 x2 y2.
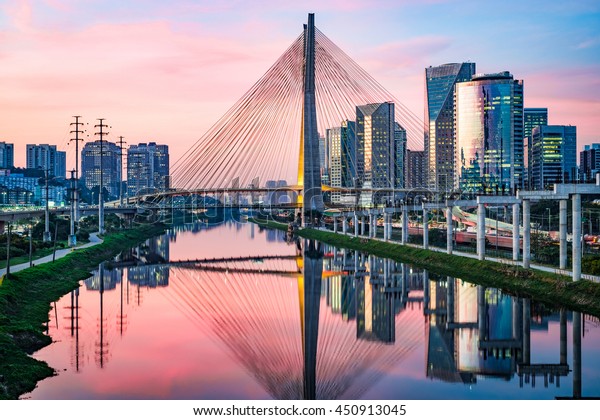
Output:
559 200 567 269
354 213 359 237
423 269 430 311
523 299 531 365
423 207 429 250
478 285 486 340
573 311 581 399
446 206 453 254
477 203 485 260
333 217 338 233
560 309 567 365
523 200 531 269
512 298 522 342
342 217 348 234
573 194 582 281
401 208 408 245
354 250 359 274
446 276 454 324
512 203 520 261
361 216 366 236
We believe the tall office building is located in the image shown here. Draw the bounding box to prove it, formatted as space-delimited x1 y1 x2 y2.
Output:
531 125 576 189
455 72 524 194
326 120 356 203
405 150 426 189
580 143 600 182
524 108 548 188
394 122 407 189
81 140 122 197
356 102 395 205
0 142 14 169
26 144 66 178
127 142 170 196
425 62 476 193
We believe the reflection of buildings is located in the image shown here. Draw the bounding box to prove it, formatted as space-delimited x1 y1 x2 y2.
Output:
424 274 573 391
128 234 170 287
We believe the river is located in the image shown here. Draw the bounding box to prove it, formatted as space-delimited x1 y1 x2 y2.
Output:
24 220 600 399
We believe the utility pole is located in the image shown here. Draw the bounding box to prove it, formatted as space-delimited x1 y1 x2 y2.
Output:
29 222 33 267
68 169 77 246
5 222 11 279
117 136 126 206
95 118 109 235
43 168 51 242
69 116 85 222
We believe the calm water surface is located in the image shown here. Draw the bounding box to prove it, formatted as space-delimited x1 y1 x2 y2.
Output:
25 221 600 399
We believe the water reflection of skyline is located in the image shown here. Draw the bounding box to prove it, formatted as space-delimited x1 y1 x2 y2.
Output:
32 223 600 399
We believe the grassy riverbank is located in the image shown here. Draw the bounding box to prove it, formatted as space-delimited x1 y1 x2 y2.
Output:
253 218 600 318
0 223 166 400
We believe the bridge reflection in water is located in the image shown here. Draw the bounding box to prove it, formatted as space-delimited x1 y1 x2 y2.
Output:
31 223 598 399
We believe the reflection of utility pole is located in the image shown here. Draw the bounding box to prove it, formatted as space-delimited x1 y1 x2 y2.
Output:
117 136 126 206
95 119 109 235
69 116 85 222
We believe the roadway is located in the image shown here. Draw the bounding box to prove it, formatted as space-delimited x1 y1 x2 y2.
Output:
0 232 102 277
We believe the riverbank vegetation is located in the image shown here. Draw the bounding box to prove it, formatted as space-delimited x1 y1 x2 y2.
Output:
252 218 600 318
0 222 165 399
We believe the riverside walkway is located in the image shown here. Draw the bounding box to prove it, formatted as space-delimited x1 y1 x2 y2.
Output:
0 232 102 277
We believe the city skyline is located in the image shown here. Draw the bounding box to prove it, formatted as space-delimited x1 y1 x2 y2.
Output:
0 0 598 172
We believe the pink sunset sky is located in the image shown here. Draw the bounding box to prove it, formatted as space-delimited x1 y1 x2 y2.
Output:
1 0 599 172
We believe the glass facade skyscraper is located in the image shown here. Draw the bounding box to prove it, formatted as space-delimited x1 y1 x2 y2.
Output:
326 120 356 203
425 62 475 193
81 140 122 197
523 108 548 189
356 102 395 205
127 142 170 196
531 125 576 189
455 72 524 195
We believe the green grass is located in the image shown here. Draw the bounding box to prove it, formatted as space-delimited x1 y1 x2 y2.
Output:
253 218 600 318
0 223 166 400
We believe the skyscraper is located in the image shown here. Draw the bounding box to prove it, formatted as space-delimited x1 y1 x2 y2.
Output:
580 143 600 182
127 142 170 196
26 144 66 178
455 72 524 195
81 140 122 197
425 63 476 193
524 108 548 189
326 120 356 203
394 122 407 190
356 102 395 205
405 150 426 189
531 125 577 189
0 142 14 169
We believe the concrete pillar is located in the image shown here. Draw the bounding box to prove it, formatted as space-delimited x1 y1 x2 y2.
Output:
512 203 520 261
384 214 390 240
342 217 348 234
401 207 408 245
423 207 429 249
333 217 338 233
446 206 453 255
477 203 486 260
573 193 582 281
369 212 374 238
360 216 366 236
372 211 378 238
354 213 359 237
559 200 567 269
523 200 531 269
